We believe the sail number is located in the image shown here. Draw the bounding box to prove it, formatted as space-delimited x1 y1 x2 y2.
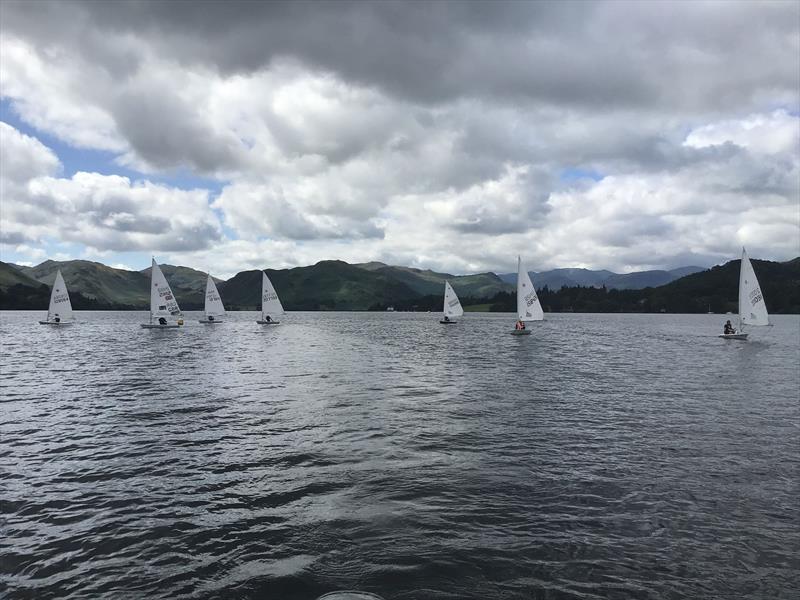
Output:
525 292 538 306
749 288 763 305
263 292 279 301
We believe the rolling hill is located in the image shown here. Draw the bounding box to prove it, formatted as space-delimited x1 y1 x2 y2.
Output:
1 257 796 313
497 266 706 290
354 262 512 297
219 260 420 310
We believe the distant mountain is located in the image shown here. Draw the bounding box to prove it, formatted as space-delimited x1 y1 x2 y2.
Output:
9 260 205 309
219 260 421 310
1 257 796 313
354 262 511 297
498 266 706 290
485 257 799 314
0 262 43 289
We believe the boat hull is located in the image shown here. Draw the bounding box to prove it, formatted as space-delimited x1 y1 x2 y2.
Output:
256 320 280 325
510 329 532 335
719 333 748 340
141 324 182 329
199 320 222 324
439 320 457 324
38 321 74 326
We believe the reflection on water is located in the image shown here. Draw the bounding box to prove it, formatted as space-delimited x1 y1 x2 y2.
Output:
1 311 799 599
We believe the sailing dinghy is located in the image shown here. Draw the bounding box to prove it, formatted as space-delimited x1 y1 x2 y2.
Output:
256 271 284 324
39 269 74 325
199 274 226 323
719 248 769 340
511 256 543 335
440 281 464 324
141 258 184 329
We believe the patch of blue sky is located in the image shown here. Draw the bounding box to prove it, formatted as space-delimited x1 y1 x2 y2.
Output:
0 98 225 195
559 167 604 183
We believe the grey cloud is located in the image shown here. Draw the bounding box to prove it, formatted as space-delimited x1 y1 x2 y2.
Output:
95 213 171 234
0 230 33 245
5 0 796 111
111 88 246 173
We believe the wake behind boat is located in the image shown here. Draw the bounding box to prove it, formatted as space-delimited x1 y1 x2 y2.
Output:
256 271 284 324
719 247 769 340
199 274 226 323
511 255 543 335
38 269 74 325
440 281 463 324
141 258 184 329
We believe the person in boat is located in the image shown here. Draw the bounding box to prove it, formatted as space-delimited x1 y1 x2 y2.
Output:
515 319 525 330
208 315 215 322
724 320 735 335
53 315 60 323
158 317 168 326
265 315 272 323
443 315 450 322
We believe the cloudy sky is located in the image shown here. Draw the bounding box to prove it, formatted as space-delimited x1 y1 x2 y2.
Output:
1 0 798 277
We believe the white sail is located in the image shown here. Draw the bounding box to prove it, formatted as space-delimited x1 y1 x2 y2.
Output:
517 256 543 321
204 274 226 319
261 271 284 319
739 248 769 327
47 269 74 322
443 281 464 318
150 258 182 320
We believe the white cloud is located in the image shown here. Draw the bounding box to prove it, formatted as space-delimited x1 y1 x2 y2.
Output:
684 109 800 155
0 122 223 253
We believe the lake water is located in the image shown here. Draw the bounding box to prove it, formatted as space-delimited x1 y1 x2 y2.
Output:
1 311 798 599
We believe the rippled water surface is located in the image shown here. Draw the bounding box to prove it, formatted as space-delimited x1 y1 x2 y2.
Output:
2 311 799 599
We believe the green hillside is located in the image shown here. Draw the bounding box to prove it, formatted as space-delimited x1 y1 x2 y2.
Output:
0 262 43 289
483 257 800 314
220 260 421 310
354 262 512 297
12 260 206 308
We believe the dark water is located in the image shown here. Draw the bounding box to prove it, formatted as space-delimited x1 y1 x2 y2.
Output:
1 311 798 599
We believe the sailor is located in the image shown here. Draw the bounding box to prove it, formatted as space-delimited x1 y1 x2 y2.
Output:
265 315 272 323
53 314 60 323
515 319 525 330
443 315 450 322
158 317 168 326
724 320 735 335
208 315 215 322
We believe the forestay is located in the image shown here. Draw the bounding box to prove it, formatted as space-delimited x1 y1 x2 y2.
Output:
47 269 74 322
204 275 226 319
517 256 543 321
443 281 464 318
261 271 284 319
739 248 769 327
150 259 182 320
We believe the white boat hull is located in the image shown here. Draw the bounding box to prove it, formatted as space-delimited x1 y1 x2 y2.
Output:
719 333 748 340
256 320 280 325
38 321 74 326
510 329 532 335
141 324 182 329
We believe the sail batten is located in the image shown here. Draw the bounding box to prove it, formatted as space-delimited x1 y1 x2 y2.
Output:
443 281 464 318
517 256 543 322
